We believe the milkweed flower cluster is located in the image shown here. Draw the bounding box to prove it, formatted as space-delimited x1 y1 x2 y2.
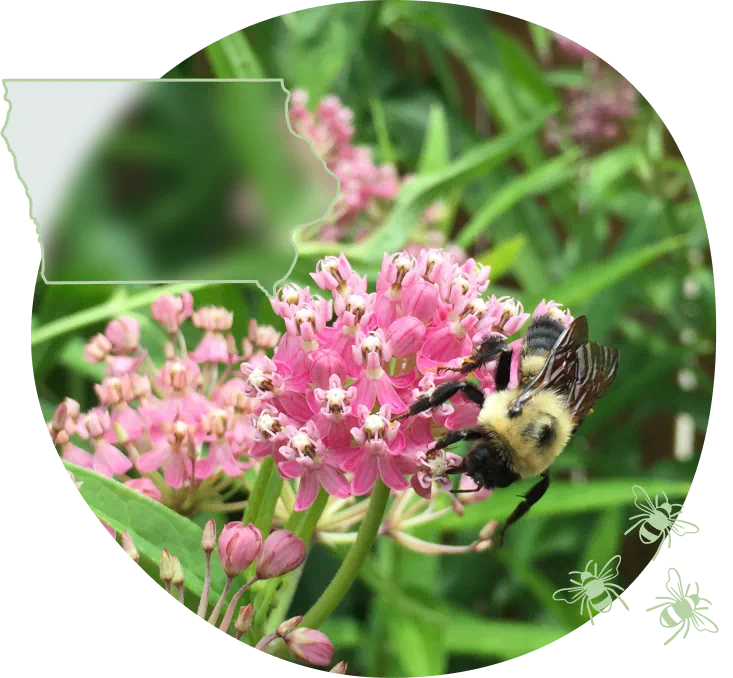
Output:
545 33 637 150
289 91 461 256
50 248 572 555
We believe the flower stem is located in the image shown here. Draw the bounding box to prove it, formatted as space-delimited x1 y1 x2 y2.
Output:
242 456 275 525
218 576 259 632
301 479 390 629
208 577 232 626
197 552 212 618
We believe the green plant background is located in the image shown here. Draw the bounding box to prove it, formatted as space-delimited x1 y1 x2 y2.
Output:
32 3 712 675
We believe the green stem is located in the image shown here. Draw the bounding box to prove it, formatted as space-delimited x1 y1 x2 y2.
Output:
242 457 275 525
31 282 212 346
301 479 390 629
254 469 284 540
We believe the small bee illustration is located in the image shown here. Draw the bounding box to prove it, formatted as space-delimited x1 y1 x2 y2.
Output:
553 554 629 625
624 485 698 559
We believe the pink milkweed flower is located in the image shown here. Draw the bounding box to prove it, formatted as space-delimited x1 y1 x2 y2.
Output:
385 316 425 358
375 251 419 325
401 278 439 324
247 404 290 459
495 297 530 336
218 522 262 577
271 284 313 320
248 318 281 350
283 627 335 667
309 350 348 389
240 355 287 400
124 478 163 502
311 254 362 297
533 299 574 327
136 420 193 488
348 405 409 494
410 448 464 500
351 330 408 414
195 408 249 479
84 333 112 364
190 306 235 363
256 530 306 579
76 409 132 477
105 316 140 353
94 375 147 442
147 359 210 425
310 374 357 447
278 421 351 511
151 291 193 334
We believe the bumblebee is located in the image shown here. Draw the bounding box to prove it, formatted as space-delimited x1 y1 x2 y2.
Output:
395 314 619 546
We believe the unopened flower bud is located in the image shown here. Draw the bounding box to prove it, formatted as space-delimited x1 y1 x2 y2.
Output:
159 549 174 583
171 555 185 587
121 532 139 563
235 603 254 635
256 530 306 579
202 519 216 553
84 333 112 363
330 661 348 674
105 316 140 353
284 627 335 666
218 522 262 577
277 616 303 638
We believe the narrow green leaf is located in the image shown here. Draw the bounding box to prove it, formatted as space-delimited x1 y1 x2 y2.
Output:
370 98 396 164
532 235 687 308
582 509 624 568
476 234 527 279
457 148 582 248
205 30 264 78
416 103 450 174
582 144 643 207
436 479 691 531
528 22 553 64
359 108 555 258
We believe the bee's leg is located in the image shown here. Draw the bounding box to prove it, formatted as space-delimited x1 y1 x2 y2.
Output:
437 335 513 387
496 470 550 547
431 428 483 452
393 381 484 421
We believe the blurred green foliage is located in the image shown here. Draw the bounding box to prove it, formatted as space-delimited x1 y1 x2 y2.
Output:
33 3 711 675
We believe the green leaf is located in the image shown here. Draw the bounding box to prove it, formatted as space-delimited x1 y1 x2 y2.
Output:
457 148 582 248
528 22 553 64
31 282 214 347
582 509 624 568
359 108 555 257
389 613 447 676
416 104 450 174
205 30 264 78
476 234 526 279
64 462 226 602
436 479 691 531
370 98 396 164
545 69 587 89
60 337 105 381
582 144 643 208
530 235 687 308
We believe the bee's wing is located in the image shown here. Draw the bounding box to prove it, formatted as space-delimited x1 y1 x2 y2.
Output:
631 485 655 513
691 611 719 634
598 554 622 580
666 568 685 599
511 316 620 428
669 519 700 537
552 585 585 604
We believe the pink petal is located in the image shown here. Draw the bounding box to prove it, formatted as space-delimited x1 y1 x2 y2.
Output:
352 377 378 412
375 376 407 414
62 443 94 468
351 454 379 496
164 454 188 488
294 471 319 511
94 440 132 477
318 464 351 499
136 445 169 473
378 455 410 491
193 453 218 479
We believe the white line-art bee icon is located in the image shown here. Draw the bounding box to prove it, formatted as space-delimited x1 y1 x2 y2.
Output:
553 555 629 625
624 485 699 559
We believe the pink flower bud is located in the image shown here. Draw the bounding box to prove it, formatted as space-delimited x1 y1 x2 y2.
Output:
310 350 347 389
218 522 262 577
386 316 425 358
284 627 335 666
84 333 112 363
105 316 140 353
256 530 306 579
330 661 348 674
235 604 254 634
401 279 438 323
151 292 193 333
121 532 139 562
159 549 174 583
202 519 217 554
124 478 162 502
277 616 303 637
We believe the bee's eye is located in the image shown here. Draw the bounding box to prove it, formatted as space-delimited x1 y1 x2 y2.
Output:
538 424 555 447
